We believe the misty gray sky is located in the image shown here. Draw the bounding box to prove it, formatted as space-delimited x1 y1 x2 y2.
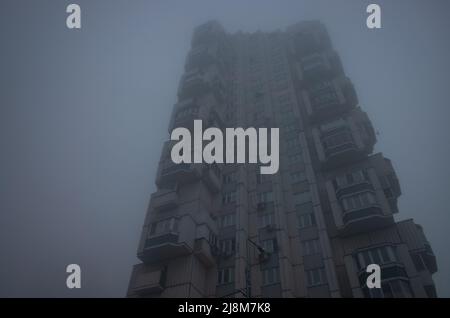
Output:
1 0 449 297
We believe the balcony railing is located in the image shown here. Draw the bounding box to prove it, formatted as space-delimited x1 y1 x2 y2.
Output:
151 190 178 211
178 70 211 99
139 231 191 263
357 262 409 286
339 204 393 236
335 181 374 200
129 264 167 296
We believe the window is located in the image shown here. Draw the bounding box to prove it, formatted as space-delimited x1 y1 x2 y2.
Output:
222 191 237 204
355 245 397 270
322 131 353 149
310 81 338 109
306 268 327 286
262 267 280 285
365 280 414 298
334 169 369 189
219 238 236 255
209 232 218 247
150 218 178 236
218 267 234 285
220 214 236 228
302 239 321 256
257 191 274 204
261 239 277 253
291 171 307 184
341 191 377 212
298 212 316 229
293 191 312 206
259 213 275 228
320 118 346 133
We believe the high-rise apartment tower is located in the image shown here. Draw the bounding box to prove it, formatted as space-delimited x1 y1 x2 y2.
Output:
127 21 438 298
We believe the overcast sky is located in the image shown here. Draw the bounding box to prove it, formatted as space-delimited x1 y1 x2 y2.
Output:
1 0 449 297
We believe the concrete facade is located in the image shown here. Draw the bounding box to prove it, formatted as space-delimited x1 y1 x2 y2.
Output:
127 21 437 298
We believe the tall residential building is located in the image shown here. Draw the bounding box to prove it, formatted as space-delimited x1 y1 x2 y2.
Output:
127 21 438 298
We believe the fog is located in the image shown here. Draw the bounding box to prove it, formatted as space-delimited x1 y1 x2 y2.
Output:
0 0 449 297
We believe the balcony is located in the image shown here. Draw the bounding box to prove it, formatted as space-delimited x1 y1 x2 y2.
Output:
139 231 191 263
406 223 438 274
151 190 178 211
307 78 357 122
178 69 211 99
156 162 201 187
357 262 409 286
128 264 167 296
301 51 342 82
193 238 215 267
321 127 361 168
339 204 392 236
170 100 202 131
335 180 374 200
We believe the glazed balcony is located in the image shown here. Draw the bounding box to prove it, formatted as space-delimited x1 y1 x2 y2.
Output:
409 224 437 274
170 99 203 131
139 230 190 263
178 69 211 99
128 264 167 296
315 111 376 169
338 191 393 236
301 51 342 82
306 78 357 123
150 190 178 211
357 262 409 286
320 127 362 168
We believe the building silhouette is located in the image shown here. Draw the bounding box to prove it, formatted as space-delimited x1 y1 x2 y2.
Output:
127 21 437 298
